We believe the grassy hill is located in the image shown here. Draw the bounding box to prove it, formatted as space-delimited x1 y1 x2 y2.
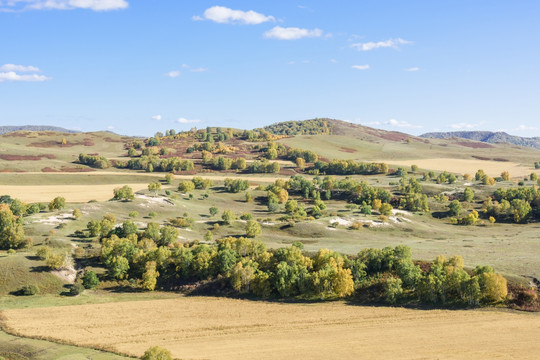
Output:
421 130 540 150
0 125 78 135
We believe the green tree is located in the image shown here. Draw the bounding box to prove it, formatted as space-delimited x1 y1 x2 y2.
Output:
209 206 219 217
384 277 403 304
0 206 25 249
148 181 161 195
72 208 82 219
48 196 66 211
82 270 100 289
221 210 236 225
463 187 474 202
141 346 173 360
379 203 393 216
245 220 262 238
448 200 462 216
113 185 135 201
178 180 195 192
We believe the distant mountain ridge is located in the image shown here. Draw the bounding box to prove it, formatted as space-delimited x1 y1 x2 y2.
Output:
420 131 540 150
0 125 79 135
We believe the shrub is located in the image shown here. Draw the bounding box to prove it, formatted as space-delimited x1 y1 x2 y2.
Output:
70 283 85 296
82 270 100 289
148 211 157 218
141 346 173 360
384 277 403 304
128 211 138 218
21 284 40 296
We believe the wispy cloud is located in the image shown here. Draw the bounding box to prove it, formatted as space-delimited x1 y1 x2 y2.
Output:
405 67 419 72
514 125 538 131
0 0 128 12
352 64 370 70
190 67 208 73
193 6 274 25
166 70 181 78
177 117 201 124
0 64 40 72
361 119 422 129
264 26 323 40
351 38 411 51
0 64 50 82
151 115 162 121
450 122 485 130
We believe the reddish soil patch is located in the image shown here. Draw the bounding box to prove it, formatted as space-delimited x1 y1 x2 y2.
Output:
455 141 494 149
493 158 509 162
60 166 95 172
279 169 296 176
338 147 357 153
41 167 60 172
0 154 56 161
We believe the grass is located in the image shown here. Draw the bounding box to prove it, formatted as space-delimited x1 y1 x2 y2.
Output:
3 296 540 360
0 330 132 360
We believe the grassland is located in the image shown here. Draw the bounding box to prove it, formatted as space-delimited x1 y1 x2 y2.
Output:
3 296 540 360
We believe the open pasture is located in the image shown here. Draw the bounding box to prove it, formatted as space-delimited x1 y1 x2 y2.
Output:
3 297 540 360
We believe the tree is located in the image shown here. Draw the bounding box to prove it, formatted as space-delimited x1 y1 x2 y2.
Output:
0 206 25 249
48 196 66 211
209 206 219 217
245 220 261 238
142 261 159 291
164 173 173 184
463 187 474 202
148 181 161 196
379 203 393 216
141 346 173 360
501 171 510 181
82 270 100 289
384 277 403 304
72 208 82 219
222 210 236 225
113 185 135 201
479 272 507 302
178 180 195 192
448 200 462 216
295 157 305 169
204 230 213 242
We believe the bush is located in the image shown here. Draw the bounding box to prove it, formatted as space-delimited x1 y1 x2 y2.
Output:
70 283 85 296
141 346 173 360
128 211 138 218
82 270 100 289
384 277 403 304
21 284 40 296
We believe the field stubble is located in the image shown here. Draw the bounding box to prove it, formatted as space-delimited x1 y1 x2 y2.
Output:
2 296 540 360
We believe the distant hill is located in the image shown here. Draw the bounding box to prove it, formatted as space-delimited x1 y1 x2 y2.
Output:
421 131 540 150
0 125 79 135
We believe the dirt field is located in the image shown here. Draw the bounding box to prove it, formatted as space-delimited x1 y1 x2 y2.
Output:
376 158 538 177
3 297 540 360
0 183 149 202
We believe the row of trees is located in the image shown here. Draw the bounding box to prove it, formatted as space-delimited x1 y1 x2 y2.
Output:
95 225 507 306
119 156 194 172
78 153 110 169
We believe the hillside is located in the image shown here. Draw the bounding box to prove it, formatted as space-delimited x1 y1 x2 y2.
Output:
421 131 540 150
0 125 79 135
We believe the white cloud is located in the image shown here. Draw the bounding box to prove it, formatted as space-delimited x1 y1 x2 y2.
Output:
0 0 128 11
194 6 274 25
0 71 50 82
450 122 484 130
264 26 323 40
0 64 40 72
166 70 181 78
386 118 422 128
405 67 419 72
177 117 201 124
352 64 370 70
107 125 115 130
151 115 162 121
514 125 538 131
329 59 338 63
351 38 411 51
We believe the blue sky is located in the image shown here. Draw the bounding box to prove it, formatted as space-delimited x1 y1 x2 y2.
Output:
1 0 539 137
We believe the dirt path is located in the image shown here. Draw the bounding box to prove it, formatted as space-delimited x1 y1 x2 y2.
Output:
3 297 540 360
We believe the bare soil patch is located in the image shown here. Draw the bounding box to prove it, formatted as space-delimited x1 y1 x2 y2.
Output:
0 154 55 161
2 297 539 360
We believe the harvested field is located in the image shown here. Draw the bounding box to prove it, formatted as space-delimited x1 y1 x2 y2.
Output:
0 183 149 202
377 158 538 177
2 297 540 360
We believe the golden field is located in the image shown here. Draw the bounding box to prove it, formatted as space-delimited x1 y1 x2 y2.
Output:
3 296 540 360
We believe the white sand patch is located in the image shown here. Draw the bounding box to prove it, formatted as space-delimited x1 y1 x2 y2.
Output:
136 195 174 208
51 265 77 284
34 213 72 225
329 217 353 227
391 209 412 216
262 222 276 226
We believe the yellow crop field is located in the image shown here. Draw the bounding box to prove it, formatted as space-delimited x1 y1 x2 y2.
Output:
377 158 538 177
0 183 149 202
3 297 540 360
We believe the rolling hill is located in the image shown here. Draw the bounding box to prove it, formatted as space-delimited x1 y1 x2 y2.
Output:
0 125 79 135
421 131 540 150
